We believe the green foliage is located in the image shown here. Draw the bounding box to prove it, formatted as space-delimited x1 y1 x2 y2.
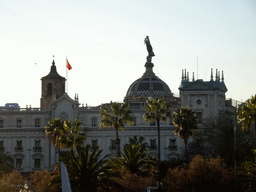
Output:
238 94 256 138
31 170 60 192
50 145 123 192
0 170 24 192
58 119 86 151
45 118 86 151
236 150 256 192
124 136 148 155
173 107 197 159
0 150 14 175
163 155 235 192
143 98 172 161
99 101 134 157
121 145 157 175
112 167 157 192
187 118 254 167
45 118 64 149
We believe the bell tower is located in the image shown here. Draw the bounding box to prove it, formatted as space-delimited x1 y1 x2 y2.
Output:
40 59 66 110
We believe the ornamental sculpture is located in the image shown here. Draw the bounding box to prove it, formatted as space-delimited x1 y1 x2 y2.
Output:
144 36 155 57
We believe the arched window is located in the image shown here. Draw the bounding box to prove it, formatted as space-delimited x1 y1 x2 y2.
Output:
47 83 52 96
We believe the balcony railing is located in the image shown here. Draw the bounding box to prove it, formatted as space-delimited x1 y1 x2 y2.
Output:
148 145 157 150
168 146 177 151
33 147 42 152
15 147 23 152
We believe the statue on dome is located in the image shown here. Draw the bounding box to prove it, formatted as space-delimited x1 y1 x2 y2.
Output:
144 36 155 57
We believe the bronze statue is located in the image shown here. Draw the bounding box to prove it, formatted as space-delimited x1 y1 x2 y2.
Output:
144 36 155 57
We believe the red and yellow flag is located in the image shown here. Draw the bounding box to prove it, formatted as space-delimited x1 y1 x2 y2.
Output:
66 59 72 70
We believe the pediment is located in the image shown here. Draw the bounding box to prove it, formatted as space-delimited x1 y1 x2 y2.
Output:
52 93 77 106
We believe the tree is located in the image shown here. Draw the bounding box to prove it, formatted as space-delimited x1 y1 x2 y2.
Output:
238 94 256 146
58 119 86 151
187 118 254 167
173 107 198 160
99 101 134 157
45 118 65 149
50 144 123 192
143 98 172 161
163 155 235 192
0 150 14 175
124 136 148 155
121 145 156 175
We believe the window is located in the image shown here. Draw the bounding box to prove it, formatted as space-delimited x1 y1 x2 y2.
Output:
0 120 3 128
0 141 4 150
150 139 157 150
92 118 97 126
133 118 136 126
35 159 41 169
17 120 22 127
47 83 52 95
110 139 116 150
169 139 177 150
150 121 156 126
15 141 23 151
196 112 202 123
16 159 22 169
91 140 97 151
34 140 41 151
35 119 40 127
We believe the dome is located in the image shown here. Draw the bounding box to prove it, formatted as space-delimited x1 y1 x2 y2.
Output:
124 57 173 103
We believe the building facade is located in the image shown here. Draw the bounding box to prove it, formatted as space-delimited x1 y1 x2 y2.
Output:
0 55 233 173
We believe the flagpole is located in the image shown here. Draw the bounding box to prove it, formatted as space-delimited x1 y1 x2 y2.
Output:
66 57 68 94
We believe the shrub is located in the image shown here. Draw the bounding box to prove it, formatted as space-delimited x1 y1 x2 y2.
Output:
163 155 235 192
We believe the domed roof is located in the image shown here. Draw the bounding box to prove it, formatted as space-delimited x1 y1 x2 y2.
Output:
124 56 173 103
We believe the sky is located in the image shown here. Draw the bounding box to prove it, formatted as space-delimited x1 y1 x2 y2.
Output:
1 0 256 108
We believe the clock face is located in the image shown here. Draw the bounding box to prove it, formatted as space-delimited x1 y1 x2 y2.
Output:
197 99 201 105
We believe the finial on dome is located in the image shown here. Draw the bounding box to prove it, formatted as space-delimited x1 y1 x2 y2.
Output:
52 55 55 65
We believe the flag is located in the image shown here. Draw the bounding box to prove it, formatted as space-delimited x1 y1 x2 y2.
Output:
66 59 72 70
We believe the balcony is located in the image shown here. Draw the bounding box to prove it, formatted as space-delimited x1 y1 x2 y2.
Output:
148 145 157 150
168 146 177 151
33 147 42 152
15 147 23 152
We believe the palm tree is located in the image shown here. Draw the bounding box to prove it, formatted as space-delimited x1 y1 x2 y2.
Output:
238 95 256 145
45 118 65 149
99 101 134 157
121 145 156 175
173 107 198 160
124 136 148 155
143 98 172 161
49 145 123 192
58 119 86 151
0 150 14 175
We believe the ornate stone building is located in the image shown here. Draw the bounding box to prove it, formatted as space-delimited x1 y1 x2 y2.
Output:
0 50 233 173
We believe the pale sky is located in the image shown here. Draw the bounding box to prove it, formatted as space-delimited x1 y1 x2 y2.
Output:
1 0 256 108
